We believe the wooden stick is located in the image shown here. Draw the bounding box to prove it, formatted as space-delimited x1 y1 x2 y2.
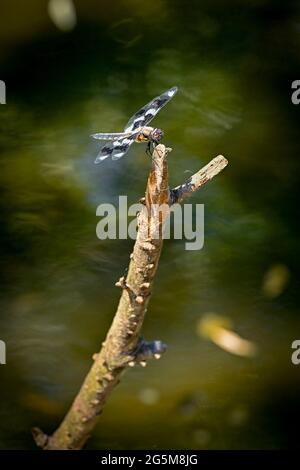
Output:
32 145 228 450
170 155 228 204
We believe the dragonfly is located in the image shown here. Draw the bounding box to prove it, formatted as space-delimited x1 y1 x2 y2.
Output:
91 86 178 163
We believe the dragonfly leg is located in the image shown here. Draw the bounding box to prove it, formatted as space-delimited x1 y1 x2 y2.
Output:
146 141 152 157
145 141 159 170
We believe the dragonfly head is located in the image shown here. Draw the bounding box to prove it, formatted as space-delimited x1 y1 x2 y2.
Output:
151 128 164 143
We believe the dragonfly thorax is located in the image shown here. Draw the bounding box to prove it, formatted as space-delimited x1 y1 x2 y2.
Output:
136 127 164 144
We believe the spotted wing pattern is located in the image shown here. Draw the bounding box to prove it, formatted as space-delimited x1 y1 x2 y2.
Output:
124 86 178 133
94 133 138 163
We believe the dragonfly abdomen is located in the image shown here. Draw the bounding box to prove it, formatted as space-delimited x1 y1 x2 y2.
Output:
91 132 131 141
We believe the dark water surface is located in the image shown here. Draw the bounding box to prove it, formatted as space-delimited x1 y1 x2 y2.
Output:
0 0 300 449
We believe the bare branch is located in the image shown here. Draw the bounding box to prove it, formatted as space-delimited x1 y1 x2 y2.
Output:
32 145 228 450
170 155 228 204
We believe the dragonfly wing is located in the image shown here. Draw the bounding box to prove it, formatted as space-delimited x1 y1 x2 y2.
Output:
124 86 178 133
111 135 135 161
94 134 136 163
91 132 130 141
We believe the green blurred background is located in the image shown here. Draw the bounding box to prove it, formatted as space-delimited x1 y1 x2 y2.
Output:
0 0 300 450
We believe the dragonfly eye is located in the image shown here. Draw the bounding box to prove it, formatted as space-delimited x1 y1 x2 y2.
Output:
152 128 164 142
